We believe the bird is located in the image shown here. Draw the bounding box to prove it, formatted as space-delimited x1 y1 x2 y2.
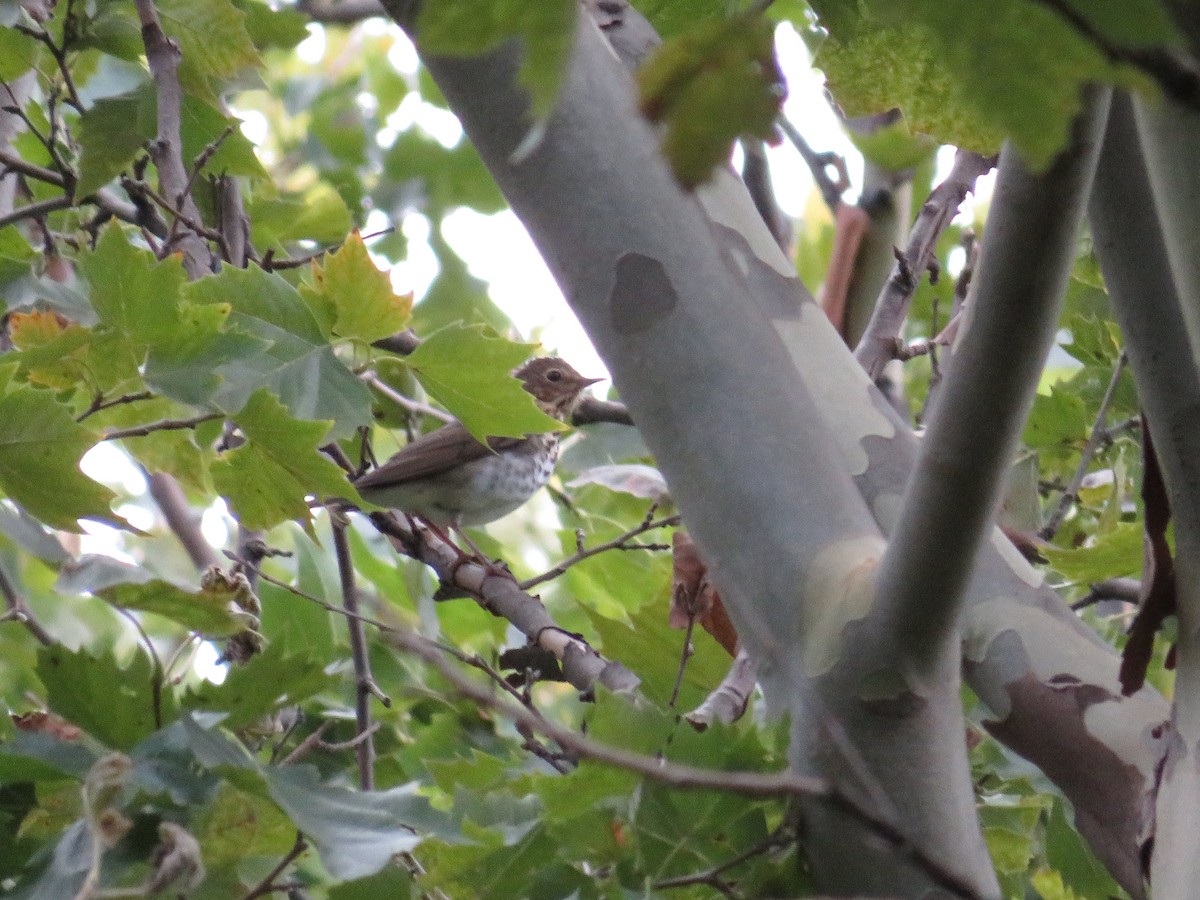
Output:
354 357 601 536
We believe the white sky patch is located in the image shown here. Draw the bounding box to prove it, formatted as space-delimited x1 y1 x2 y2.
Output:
440 207 607 376
115 503 156 533
237 109 270 150
80 443 147 496
387 28 421 74
78 522 137 564
296 24 327 65
767 23 864 216
200 499 232 549
193 640 229 685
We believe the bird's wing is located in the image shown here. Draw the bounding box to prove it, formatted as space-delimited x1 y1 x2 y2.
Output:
355 424 523 486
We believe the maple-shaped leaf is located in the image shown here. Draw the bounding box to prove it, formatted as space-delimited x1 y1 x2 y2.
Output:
638 13 785 188
302 231 412 343
0 385 118 532
211 389 357 536
404 324 562 442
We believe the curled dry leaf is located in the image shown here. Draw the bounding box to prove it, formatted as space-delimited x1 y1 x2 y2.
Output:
566 463 671 504
144 822 206 894
11 710 83 741
670 531 738 657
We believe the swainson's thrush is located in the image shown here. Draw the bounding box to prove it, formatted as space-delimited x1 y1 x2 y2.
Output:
355 357 601 527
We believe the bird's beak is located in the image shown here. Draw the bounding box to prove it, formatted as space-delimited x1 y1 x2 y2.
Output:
581 377 603 388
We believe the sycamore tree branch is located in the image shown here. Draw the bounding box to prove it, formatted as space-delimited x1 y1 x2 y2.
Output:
1133 96 1200 365
854 150 995 380
133 0 213 277
1090 90 1200 895
368 511 641 695
876 88 1110 670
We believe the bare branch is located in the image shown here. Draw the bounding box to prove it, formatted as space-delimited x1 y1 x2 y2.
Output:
854 150 996 380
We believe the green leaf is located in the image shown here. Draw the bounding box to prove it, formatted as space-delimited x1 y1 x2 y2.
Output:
36 645 174 750
417 0 576 118
1044 522 1144 583
183 265 373 439
211 389 356 534
182 640 334 730
245 184 354 249
233 0 310 50
264 765 450 879
329 866 413 899
584 602 726 711
1044 798 1120 898
404 324 560 441
98 577 252 637
0 25 43 81
158 0 261 95
301 231 413 343
810 0 1178 167
637 14 784 187
75 89 150 198
0 386 116 532
80 223 188 346
983 825 1034 875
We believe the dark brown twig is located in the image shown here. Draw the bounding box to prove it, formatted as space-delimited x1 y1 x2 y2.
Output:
0 561 53 646
240 833 308 900
1034 0 1200 110
331 517 382 790
76 390 156 422
519 512 680 590
102 413 223 440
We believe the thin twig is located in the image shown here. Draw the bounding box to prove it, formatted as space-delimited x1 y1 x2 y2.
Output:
777 116 850 211
519 513 681 590
0 147 66 186
0 561 53 646
111 605 166 730
653 822 794 892
361 372 455 423
667 611 696 709
76 390 156 422
1040 353 1127 540
854 150 996 380
0 194 73 229
331 518 381 790
240 833 307 900
103 413 222 440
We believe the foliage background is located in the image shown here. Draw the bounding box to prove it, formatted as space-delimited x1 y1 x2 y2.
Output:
0 0 1186 897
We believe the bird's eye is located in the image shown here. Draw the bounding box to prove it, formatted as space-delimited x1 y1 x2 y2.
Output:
546 369 563 382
